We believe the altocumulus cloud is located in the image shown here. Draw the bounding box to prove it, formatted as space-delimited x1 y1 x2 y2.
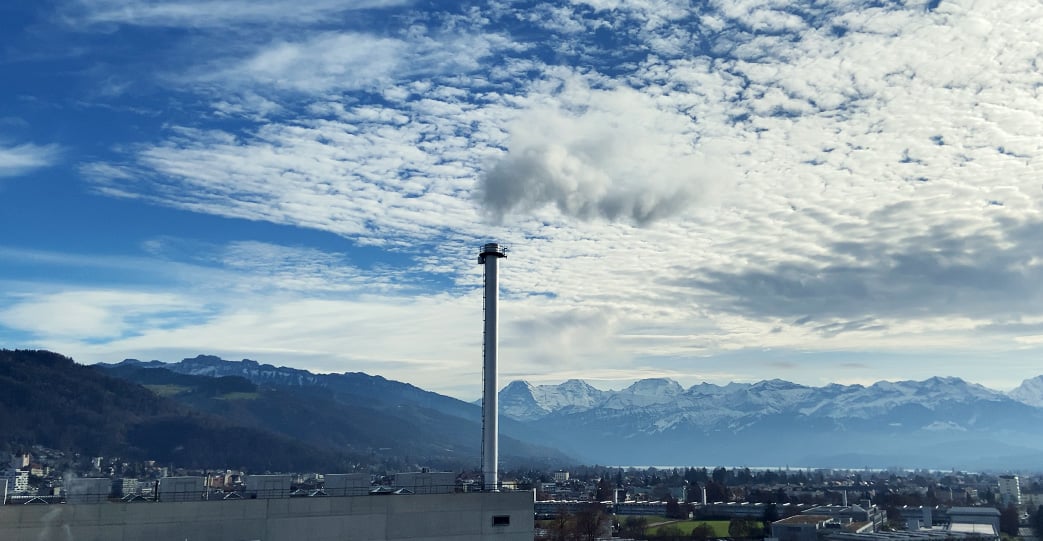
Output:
14 0 1043 392
62 0 413 28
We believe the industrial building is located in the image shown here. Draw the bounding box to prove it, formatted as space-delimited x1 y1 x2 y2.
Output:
0 488 534 540
771 513 838 541
945 507 1001 537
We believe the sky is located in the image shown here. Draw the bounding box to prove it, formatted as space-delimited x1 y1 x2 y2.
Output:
1 0 1042 400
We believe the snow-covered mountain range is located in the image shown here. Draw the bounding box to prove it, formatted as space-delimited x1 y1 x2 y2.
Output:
500 375 1043 469
109 355 1043 470
503 376 1043 422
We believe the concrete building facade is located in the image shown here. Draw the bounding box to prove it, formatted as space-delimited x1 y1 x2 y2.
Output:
897 506 935 530
945 507 1001 538
0 490 534 541
998 476 1021 506
803 504 887 532
772 514 834 541
394 472 457 495
1 470 30 495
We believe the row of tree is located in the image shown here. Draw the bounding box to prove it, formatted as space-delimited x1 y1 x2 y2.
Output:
539 504 764 541
644 519 762 541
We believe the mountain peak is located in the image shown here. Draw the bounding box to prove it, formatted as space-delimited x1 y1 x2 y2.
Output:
184 354 225 364
498 378 607 421
750 378 804 390
923 375 968 386
1009 375 1043 408
623 378 683 396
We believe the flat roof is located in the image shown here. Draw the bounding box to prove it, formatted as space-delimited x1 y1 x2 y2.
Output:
949 523 997 535
948 507 1000 516
777 515 832 525
845 521 872 532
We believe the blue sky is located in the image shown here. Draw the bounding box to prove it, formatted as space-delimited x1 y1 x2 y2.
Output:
2 0 1042 399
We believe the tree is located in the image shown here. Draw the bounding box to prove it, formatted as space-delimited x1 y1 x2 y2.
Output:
549 508 571 541
666 496 686 519
705 480 728 503
729 519 761 540
573 503 608 541
655 524 684 540
763 502 780 531
999 503 1020 537
691 523 716 541
712 467 728 485
685 483 700 504
595 478 615 502
620 516 649 539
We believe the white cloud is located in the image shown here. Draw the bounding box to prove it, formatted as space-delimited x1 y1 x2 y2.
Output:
0 143 61 178
49 0 1043 394
571 0 692 22
212 33 409 94
0 290 202 339
478 81 725 225
94 118 486 241
0 281 489 397
196 30 514 95
62 0 413 28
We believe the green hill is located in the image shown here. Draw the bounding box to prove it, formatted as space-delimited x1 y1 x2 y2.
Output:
0 349 349 472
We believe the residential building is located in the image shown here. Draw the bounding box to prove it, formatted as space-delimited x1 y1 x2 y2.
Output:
10 453 29 470
997 476 1021 506
1 469 30 495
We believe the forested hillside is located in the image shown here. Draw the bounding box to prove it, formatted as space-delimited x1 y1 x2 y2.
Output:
102 361 569 470
0 350 349 472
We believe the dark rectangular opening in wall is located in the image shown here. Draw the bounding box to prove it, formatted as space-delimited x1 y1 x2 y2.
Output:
492 515 510 526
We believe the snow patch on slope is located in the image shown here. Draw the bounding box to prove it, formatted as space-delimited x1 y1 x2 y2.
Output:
1009 375 1043 407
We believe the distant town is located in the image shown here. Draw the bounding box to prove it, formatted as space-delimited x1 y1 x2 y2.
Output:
3 350 1042 540
3 444 1041 540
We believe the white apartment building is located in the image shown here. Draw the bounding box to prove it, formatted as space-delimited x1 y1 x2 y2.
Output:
997 475 1021 506
1 469 30 495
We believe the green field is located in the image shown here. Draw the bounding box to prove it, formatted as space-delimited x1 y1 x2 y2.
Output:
144 385 259 401
644 519 731 536
144 384 189 397
215 392 260 400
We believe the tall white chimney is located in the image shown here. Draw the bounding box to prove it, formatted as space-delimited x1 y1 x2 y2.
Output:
478 243 506 492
